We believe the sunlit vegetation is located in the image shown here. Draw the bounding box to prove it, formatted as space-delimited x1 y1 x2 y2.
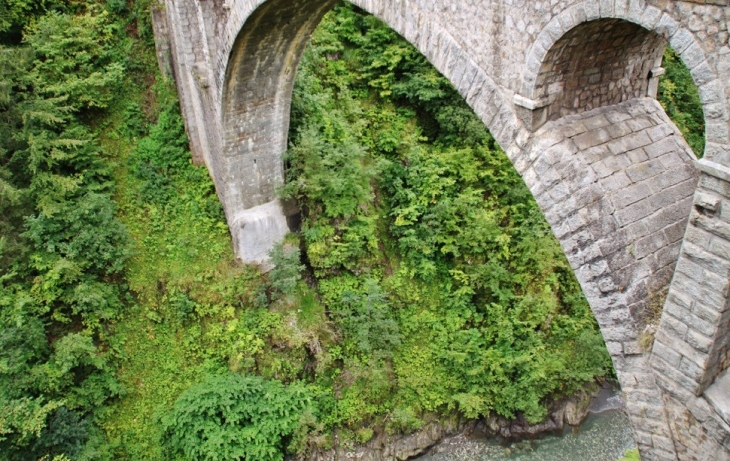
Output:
658 47 705 157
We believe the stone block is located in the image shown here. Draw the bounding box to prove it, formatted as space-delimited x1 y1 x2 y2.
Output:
607 121 633 139
639 4 663 29
662 311 690 339
664 219 689 244
654 340 684 368
683 41 708 72
583 114 611 130
656 13 681 39
684 225 714 250
627 158 665 182
699 80 724 106
646 124 674 142
707 121 730 144
626 147 650 164
694 301 723 325
601 170 633 191
644 136 681 159
605 340 624 355
626 116 655 132
627 0 646 22
654 367 698 402
691 61 717 88
614 0 630 18
601 324 639 342
608 131 653 155
574 128 611 150
634 429 655 447
688 311 721 339
704 368 730 426
709 237 730 261
680 356 707 382
687 328 715 353
615 197 653 227
615 181 653 208
634 232 668 259
670 27 698 54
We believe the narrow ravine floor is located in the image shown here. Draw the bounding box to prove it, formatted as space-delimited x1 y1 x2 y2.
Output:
418 409 635 460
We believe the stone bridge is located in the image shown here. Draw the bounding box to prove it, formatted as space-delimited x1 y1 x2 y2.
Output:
151 0 730 458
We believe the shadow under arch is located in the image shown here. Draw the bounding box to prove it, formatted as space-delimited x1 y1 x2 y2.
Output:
218 0 520 262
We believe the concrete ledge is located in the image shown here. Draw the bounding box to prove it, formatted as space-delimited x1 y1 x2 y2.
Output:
513 93 548 110
705 368 730 426
698 159 730 183
230 198 291 268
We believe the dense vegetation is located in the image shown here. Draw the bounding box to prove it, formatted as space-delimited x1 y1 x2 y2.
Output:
0 0 705 459
658 47 705 156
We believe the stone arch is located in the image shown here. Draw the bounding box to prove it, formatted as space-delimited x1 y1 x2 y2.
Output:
154 0 730 455
217 0 521 262
518 0 728 159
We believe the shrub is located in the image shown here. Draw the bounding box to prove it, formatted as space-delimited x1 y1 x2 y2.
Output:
161 373 313 461
268 242 305 303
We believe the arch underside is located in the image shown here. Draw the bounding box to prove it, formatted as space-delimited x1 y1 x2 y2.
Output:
533 19 667 123
218 0 516 263
220 0 337 261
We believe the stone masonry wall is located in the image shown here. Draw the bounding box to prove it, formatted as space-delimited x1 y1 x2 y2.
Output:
524 98 697 459
533 19 666 122
651 160 730 457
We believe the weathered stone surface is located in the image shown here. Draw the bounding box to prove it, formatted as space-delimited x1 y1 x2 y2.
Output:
154 0 730 459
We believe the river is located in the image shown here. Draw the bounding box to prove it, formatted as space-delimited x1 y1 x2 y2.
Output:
416 390 636 461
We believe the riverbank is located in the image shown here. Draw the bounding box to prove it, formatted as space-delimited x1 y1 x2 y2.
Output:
417 410 634 461
297 383 632 460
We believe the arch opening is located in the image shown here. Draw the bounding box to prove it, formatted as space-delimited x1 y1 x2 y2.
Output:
532 19 667 124
220 0 336 261
277 1 620 435
218 0 514 264
525 15 709 160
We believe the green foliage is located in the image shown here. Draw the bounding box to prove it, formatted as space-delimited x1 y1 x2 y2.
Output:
659 48 705 157
128 100 202 206
283 3 614 429
24 10 125 111
618 448 641 461
0 0 70 37
0 6 130 457
161 373 312 461
333 278 401 357
268 243 305 303
29 407 90 460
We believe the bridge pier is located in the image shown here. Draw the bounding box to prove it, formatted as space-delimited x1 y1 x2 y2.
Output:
526 98 698 459
229 198 299 266
651 159 730 458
